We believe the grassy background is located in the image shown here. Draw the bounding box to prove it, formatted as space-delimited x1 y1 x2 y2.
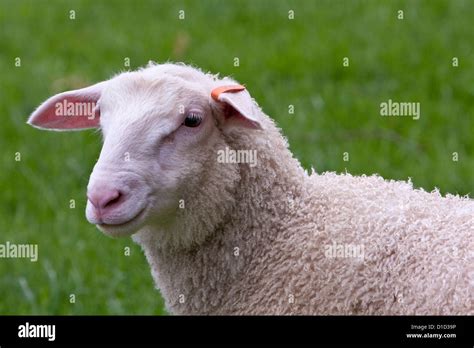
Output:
0 0 472 314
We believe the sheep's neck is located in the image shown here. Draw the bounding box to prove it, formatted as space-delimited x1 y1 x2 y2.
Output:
135 125 307 314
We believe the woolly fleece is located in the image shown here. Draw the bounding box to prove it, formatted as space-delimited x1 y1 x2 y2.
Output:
132 64 474 315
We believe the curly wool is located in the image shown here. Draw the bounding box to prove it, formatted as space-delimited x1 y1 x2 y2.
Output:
133 98 473 315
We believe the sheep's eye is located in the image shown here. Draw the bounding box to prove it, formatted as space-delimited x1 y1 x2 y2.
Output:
183 112 202 127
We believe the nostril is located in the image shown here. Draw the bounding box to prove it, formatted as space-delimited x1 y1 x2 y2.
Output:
88 188 123 211
99 189 121 210
103 190 122 208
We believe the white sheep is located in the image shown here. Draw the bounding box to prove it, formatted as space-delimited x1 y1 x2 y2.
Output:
28 62 474 315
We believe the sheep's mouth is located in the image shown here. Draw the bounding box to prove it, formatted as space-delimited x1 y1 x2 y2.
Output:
97 207 147 236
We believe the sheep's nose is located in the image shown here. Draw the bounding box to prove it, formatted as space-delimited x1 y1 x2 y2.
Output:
88 187 122 212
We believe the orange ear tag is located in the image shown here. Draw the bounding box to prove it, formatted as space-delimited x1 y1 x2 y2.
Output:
211 85 246 101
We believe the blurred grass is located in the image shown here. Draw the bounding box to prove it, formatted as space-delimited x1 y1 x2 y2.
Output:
0 0 473 314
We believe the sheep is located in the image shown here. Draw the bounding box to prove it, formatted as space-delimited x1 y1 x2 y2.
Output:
28 62 474 315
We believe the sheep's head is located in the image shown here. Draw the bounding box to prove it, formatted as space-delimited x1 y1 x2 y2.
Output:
28 63 264 239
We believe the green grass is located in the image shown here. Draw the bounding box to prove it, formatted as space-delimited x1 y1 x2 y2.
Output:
0 0 472 314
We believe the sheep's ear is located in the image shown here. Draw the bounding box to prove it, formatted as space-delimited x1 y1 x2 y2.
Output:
211 85 263 130
27 82 105 131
